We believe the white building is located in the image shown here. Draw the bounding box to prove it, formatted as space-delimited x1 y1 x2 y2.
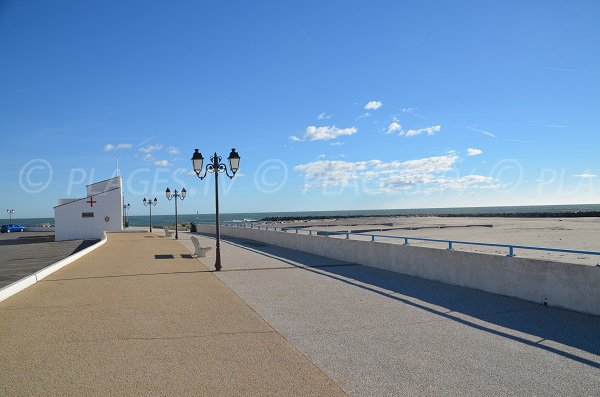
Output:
54 177 123 241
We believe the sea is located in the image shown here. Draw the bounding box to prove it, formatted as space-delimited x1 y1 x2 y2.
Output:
3 204 600 227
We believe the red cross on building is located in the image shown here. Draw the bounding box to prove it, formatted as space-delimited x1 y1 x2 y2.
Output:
86 197 97 207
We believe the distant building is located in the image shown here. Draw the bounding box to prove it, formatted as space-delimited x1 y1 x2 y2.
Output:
54 177 123 241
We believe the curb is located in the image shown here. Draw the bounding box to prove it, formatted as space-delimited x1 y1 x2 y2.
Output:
0 232 108 303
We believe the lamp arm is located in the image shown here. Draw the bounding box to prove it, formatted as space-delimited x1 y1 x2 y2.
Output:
196 164 211 180
222 165 236 179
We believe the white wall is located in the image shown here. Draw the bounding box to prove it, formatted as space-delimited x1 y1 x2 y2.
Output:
54 177 123 241
197 225 600 316
87 178 121 196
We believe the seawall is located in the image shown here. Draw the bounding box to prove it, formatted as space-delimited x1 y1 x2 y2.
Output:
197 224 600 316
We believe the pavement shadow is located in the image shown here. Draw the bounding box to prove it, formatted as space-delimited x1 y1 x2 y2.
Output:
209 234 600 369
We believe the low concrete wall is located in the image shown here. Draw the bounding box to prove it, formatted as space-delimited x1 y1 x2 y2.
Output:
198 225 600 316
24 227 55 232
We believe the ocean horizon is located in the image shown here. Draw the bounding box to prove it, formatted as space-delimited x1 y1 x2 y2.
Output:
3 203 600 227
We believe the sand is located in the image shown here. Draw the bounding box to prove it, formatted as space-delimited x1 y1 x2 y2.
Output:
263 217 600 265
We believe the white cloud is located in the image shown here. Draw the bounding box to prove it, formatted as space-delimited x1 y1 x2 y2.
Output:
358 112 371 119
434 175 497 191
536 178 555 184
294 152 499 193
318 112 332 120
386 121 402 134
292 125 358 142
573 173 597 178
139 144 163 153
154 160 170 167
467 148 483 156
104 143 133 151
167 146 179 155
364 100 383 110
402 125 441 137
294 159 382 190
398 107 427 119
466 124 497 138
330 142 344 146
317 153 326 159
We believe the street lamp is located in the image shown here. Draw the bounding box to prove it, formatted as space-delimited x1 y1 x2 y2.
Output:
191 148 240 271
123 203 130 228
143 197 158 232
166 187 186 239
6 209 15 223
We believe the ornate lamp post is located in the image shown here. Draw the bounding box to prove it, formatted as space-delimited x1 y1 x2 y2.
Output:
143 197 158 232
191 148 240 271
6 209 15 223
166 187 186 239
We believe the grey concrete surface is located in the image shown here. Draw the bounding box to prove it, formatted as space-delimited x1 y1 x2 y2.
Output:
179 232 600 397
196 225 600 316
0 232 97 288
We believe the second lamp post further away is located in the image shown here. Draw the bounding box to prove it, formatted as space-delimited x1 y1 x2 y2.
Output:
143 197 157 232
191 148 240 271
166 187 186 240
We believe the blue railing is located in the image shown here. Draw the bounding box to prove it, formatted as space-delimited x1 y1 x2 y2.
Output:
224 223 600 263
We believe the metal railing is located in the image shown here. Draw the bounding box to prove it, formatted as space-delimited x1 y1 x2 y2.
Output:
223 223 600 263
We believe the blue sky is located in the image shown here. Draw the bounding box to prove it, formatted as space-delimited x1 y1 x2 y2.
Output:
1 0 599 218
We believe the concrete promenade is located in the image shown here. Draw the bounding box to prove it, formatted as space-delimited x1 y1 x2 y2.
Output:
0 233 345 396
179 232 600 396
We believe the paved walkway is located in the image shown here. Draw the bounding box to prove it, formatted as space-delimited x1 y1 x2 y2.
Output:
0 232 97 288
0 233 345 396
179 232 600 396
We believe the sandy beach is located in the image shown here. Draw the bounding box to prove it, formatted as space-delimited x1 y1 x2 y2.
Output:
258 217 600 265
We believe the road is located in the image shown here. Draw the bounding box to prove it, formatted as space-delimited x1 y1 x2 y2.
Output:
0 231 96 289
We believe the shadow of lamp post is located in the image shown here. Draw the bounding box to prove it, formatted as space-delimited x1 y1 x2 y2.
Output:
166 187 186 240
143 197 157 232
191 148 240 271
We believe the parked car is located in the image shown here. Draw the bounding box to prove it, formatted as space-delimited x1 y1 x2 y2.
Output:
0 224 25 233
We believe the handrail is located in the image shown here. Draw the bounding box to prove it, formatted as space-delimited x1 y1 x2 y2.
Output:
223 222 600 262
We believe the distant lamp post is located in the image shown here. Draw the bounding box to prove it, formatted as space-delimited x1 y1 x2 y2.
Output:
143 197 158 232
123 203 130 228
191 148 240 271
166 187 186 239
6 209 15 223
